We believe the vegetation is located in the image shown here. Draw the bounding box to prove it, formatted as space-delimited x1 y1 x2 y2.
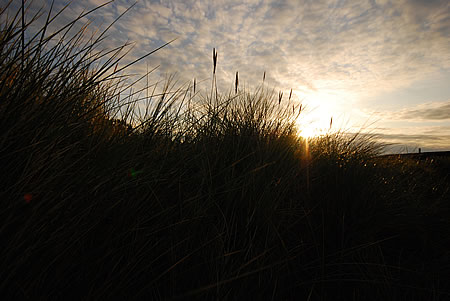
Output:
1 2 449 300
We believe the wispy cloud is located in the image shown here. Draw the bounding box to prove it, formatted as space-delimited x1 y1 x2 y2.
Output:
368 99 450 150
375 124 450 152
21 0 449 91
58 0 446 95
394 100 450 121
378 132 450 152
372 100 450 121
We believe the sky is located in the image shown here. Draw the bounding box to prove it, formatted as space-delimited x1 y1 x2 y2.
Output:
7 0 450 152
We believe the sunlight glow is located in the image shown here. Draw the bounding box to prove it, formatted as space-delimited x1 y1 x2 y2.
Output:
295 99 334 139
299 126 320 139
294 88 352 139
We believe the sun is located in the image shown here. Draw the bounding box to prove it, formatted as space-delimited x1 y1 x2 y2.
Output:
296 107 334 140
292 88 343 140
298 126 320 139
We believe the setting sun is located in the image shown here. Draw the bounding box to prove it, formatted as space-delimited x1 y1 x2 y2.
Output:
298 126 318 139
295 92 337 139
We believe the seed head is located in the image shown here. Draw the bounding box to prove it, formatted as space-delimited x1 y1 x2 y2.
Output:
212 48 218 74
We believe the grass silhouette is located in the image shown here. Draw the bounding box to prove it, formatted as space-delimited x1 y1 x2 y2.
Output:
1 2 449 300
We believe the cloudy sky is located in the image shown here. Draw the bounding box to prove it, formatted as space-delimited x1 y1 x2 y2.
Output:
10 0 450 152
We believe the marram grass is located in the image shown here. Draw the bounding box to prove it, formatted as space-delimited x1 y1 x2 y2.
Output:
1 2 449 300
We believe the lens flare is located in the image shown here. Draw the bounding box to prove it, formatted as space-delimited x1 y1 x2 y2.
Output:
128 168 143 178
24 193 33 203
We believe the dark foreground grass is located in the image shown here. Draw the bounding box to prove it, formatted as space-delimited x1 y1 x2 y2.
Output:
1 2 449 300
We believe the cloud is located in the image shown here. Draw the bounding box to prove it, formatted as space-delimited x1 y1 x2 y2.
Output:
376 125 450 152
378 133 449 142
379 100 450 121
399 101 450 120
19 0 448 96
